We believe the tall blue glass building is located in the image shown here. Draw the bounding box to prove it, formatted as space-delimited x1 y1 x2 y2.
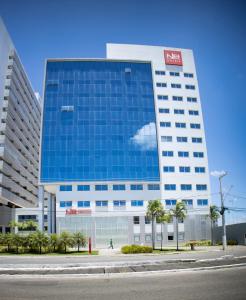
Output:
41 60 159 183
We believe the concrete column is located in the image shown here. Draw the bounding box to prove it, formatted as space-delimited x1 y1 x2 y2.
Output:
51 195 56 233
48 193 52 234
38 186 44 231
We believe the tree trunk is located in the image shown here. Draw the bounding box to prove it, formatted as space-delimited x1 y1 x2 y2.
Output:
176 217 179 251
39 246 42 254
77 244 79 252
161 223 163 251
211 220 215 246
151 215 155 250
65 245 66 253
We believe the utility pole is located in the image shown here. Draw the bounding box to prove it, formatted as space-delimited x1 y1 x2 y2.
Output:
219 172 227 250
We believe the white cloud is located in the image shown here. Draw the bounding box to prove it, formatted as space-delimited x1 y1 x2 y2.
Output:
210 170 227 177
130 122 157 151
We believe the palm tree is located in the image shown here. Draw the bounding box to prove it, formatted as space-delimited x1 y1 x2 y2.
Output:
49 233 58 253
209 205 220 246
146 199 164 249
5 233 15 252
29 231 49 254
157 212 172 251
11 234 22 254
170 202 187 251
24 220 38 231
59 231 75 253
9 220 21 233
73 232 87 252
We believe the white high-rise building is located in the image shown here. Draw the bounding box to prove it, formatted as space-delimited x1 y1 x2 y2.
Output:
0 18 41 233
107 44 210 210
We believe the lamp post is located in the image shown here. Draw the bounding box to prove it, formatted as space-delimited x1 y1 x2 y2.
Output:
219 172 227 250
211 171 228 251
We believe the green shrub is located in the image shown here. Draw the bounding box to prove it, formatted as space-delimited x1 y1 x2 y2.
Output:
121 244 153 254
184 240 211 247
227 240 238 245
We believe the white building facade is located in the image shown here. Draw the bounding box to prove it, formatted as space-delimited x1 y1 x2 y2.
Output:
0 18 41 233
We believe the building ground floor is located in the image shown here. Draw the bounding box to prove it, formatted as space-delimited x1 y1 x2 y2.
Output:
14 207 211 248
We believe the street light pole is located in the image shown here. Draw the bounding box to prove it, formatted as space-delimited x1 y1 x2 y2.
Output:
219 172 227 251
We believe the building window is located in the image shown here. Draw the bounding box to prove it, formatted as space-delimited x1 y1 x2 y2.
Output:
189 110 199 116
182 199 193 206
162 151 174 157
163 166 175 173
175 122 186 128
170 72 180 77
95 185 108 191
168 235 174 241
185 84 195 90
193 152 204 158
145 216 151 224
159 108 170 113
96 200 108 207
177 136 188 143
113 184 126 191
18 215 37 222
174 109 184 115
165 199 177 206
196 184 207 191
60 201 72 208
192 137 202 143
178 151 189 157
155 70 165 75
113 200 126 207
171 83 181 88
164 184 176 191
197 199 208 206
77 185 90 191
134 235 140 242
145 234 152 242
190 123 201 129
161 136 172 142
131 200 144 207
195 167 206 173
160 122 171 127
148 184 160 190
60 185 72 192
179 166 190 173
131 184 143 190
133 216 140 225
187 97 197 102
172 96 183 101
156 82 167 87
181 184 192 191
157 95 168 100
184 73 194 78
78 201 90 207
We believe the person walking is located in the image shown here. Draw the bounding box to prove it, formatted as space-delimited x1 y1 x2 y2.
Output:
109 238 113 249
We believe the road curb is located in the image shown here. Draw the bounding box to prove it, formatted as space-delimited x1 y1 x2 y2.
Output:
0 256 246 276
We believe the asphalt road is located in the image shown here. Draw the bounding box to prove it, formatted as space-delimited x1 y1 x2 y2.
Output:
0 266 246 300
0 246 245 267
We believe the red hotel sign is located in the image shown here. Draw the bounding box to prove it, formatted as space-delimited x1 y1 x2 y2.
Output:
66 208 91 215
164 50 183 66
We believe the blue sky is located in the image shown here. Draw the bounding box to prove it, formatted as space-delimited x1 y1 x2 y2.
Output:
1 0 245 223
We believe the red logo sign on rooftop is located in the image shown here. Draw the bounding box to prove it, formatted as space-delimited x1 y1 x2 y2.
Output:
164 50 183 66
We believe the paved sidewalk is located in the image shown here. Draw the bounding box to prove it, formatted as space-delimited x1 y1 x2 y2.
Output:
0 246 245 275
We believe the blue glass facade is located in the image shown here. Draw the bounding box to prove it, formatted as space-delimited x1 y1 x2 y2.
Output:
41 60 159 182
